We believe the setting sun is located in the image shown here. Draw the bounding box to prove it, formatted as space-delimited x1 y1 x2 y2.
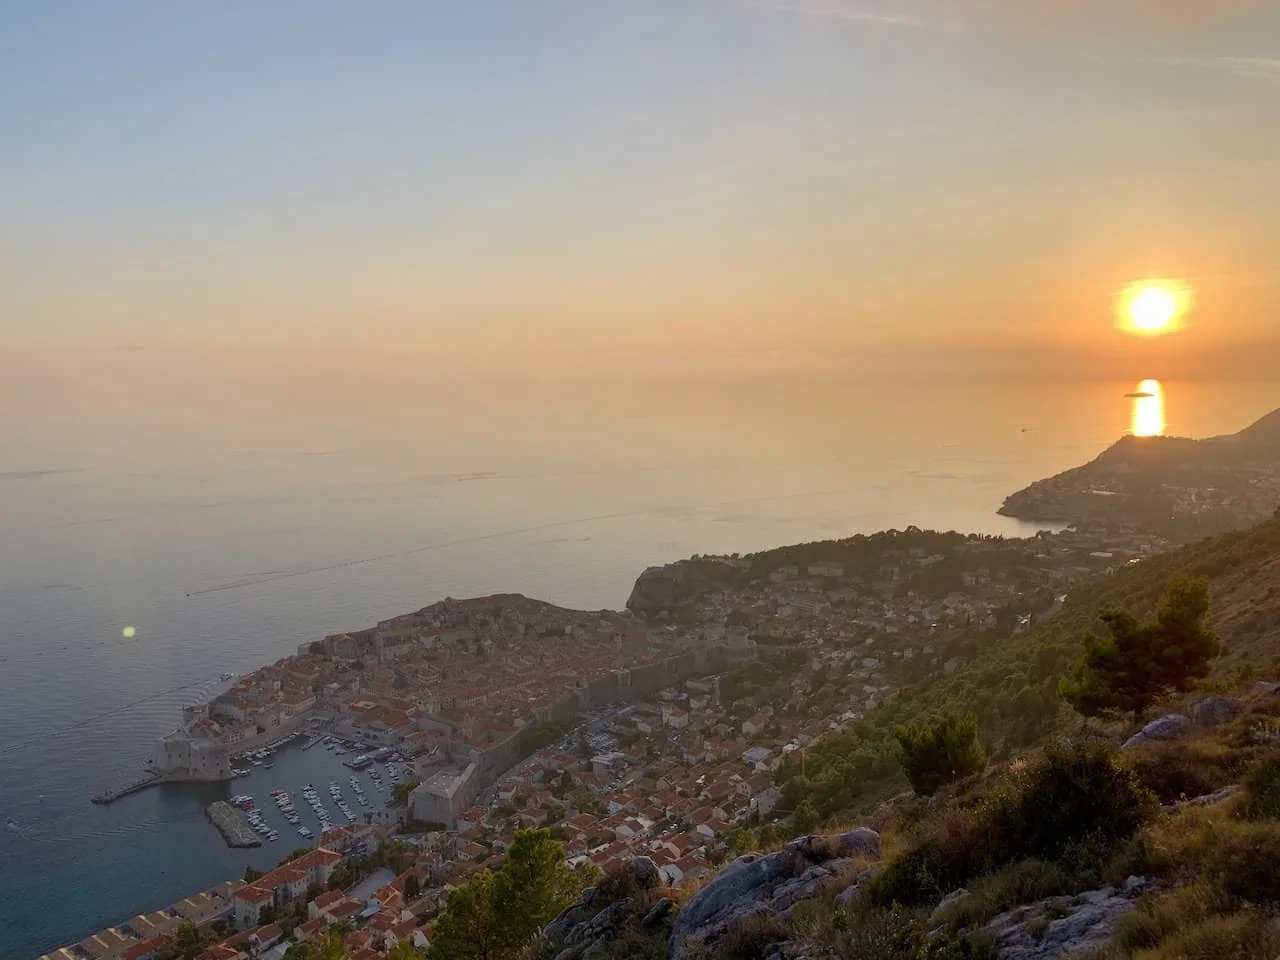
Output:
1116 280 1193 337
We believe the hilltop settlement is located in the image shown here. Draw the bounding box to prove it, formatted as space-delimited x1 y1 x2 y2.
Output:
49 408 1280 960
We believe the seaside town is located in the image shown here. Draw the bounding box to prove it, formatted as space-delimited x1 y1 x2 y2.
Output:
46 520 1176 960
996 412 1280 532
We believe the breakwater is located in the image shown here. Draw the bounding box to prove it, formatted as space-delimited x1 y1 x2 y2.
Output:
90 773 166 806
206 801 261 848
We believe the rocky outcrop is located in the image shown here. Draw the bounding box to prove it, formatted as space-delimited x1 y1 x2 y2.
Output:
1193 696 1242 728
1121 714 1190 751
984 877 1154 960
668 830 879 960
543 858 667 960
626 564 689 616
1162 784 1240 814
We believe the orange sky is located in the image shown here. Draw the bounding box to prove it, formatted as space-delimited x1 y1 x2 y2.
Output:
3 1 1278 382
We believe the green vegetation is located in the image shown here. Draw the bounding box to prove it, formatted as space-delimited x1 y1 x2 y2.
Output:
429 829 586 960
771 515 1280 829
1121 739 1246 804
895 712 987 797
393 778 422 805
167 922 203 960
867 741 1156 908
1242 750 1280 818
1059 576 1221 719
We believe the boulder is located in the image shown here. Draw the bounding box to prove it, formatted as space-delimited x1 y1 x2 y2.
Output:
631 856 660 890
984 877 1154 960
1255 681 1280 698
786 828 881 862
1121 714 1191 751
1193 696 1242 728
669 829 880 959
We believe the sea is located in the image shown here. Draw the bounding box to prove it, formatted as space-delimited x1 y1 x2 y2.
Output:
1 374 1275 959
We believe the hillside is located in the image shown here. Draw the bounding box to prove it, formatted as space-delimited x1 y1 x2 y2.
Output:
525 515 1280 960
778 512 1280 827
998 405 1280 536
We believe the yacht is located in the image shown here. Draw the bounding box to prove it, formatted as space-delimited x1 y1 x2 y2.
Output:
298 826 313 838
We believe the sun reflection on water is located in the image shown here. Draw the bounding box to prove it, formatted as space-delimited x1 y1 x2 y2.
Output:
1130 379 1166 437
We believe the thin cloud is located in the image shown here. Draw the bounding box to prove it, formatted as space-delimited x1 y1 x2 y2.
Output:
1132 54 1280 83
742 1 922 28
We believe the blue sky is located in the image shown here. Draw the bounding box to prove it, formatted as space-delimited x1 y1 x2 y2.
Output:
3 0 1278 377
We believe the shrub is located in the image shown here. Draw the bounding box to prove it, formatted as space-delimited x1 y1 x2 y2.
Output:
939 860 1076 931
1123 740 1247 804
867 741 1155 908
1242 750 1280 819
895 712 988 798
1205 820 1280 906
596 863 641 904
983 740 1157 868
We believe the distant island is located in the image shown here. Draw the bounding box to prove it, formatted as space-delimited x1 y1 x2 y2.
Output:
999 406 1280 539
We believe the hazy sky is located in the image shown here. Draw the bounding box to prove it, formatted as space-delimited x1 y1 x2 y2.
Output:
3 0 1279 381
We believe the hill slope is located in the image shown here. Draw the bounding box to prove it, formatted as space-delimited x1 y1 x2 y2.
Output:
998 405 1280 534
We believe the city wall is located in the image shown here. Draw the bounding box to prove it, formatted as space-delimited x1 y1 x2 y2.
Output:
465 643 743 787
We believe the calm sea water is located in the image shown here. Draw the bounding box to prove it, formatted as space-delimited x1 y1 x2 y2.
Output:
1 375 1274 958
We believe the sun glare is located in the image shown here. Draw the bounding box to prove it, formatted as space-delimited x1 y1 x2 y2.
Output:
1116 280 1192 337
1130 379 1166 438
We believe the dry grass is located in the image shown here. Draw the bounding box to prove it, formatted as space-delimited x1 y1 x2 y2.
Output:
1131 909 1280 960
1115 882 1232 953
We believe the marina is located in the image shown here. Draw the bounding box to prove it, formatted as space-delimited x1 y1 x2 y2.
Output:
207 740 411 851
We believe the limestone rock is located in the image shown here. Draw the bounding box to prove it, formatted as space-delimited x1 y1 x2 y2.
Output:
642 897 675 928
930 888 971 924
1193 696 1242 728
669 830 880 959
1121 714 1191 751
985 877 1154 959
1161 784 1240 814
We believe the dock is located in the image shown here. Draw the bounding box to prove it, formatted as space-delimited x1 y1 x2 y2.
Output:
206 801 262 848
91 773 165 806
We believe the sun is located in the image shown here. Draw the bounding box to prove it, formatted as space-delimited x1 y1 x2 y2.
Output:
1116 280 1192 337
1130 288 1177 332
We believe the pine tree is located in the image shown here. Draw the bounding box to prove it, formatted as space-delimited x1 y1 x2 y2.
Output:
894 711 987 797
1060 575 1221 720
428 829 583 960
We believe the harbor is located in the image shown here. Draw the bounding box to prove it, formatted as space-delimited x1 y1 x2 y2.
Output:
212 735 411 849
205 801 261 848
